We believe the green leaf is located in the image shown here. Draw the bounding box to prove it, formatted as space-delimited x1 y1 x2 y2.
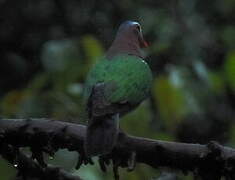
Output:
208 71 226 94
0 90 25 117
153 76 186 129
224 51 235 91
41 39 80 72
81 35 104 65
222 26 235 49
121 102 151 137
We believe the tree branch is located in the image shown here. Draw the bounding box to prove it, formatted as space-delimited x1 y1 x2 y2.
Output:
0 118 235 179
0 143 83 180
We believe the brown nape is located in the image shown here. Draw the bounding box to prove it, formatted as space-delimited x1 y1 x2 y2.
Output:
106 22 145 59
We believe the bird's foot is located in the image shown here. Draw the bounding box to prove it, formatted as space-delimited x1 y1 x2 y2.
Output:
97 131 137 179
75 150 94 169
127 151 136 171
111 150 137 180
98 154 111 172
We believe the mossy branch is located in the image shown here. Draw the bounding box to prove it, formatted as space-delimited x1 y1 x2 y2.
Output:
0 118 235 179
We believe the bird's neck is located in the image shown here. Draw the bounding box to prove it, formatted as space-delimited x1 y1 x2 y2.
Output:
106 36 144 59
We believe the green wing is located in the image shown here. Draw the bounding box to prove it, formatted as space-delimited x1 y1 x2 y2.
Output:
83 54 153 105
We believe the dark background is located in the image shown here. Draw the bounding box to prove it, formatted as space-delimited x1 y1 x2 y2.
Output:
0 0 235 179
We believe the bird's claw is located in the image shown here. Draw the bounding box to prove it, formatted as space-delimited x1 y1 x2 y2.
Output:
76 151 94 169
98 155 111 172
31 148 47 167
113 150 137 179
127 151 136 171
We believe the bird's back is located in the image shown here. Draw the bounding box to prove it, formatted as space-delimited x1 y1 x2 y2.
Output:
83 54 153 106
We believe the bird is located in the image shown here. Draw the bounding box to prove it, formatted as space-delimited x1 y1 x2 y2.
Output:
83 20 153 157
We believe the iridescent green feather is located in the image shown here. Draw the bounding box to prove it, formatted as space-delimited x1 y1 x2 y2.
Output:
83 54 153 105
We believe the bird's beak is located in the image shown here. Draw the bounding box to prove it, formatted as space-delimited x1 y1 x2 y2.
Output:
141 39 149 48
139 33 149 48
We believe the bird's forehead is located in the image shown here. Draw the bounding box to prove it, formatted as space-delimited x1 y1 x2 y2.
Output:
124 21 140 27
129 21 139 26
118 21 140 32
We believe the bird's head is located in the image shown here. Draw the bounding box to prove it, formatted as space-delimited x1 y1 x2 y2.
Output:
117 21 148 48
106 20 148 59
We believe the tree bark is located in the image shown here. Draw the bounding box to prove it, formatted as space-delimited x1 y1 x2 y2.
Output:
0 118 235 179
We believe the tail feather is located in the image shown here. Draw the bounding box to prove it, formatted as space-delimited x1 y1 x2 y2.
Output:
84 114 119 157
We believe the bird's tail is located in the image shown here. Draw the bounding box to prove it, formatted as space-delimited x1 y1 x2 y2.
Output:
84 114 119 157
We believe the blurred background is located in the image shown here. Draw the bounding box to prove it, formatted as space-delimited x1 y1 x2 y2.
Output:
0 0 234 179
